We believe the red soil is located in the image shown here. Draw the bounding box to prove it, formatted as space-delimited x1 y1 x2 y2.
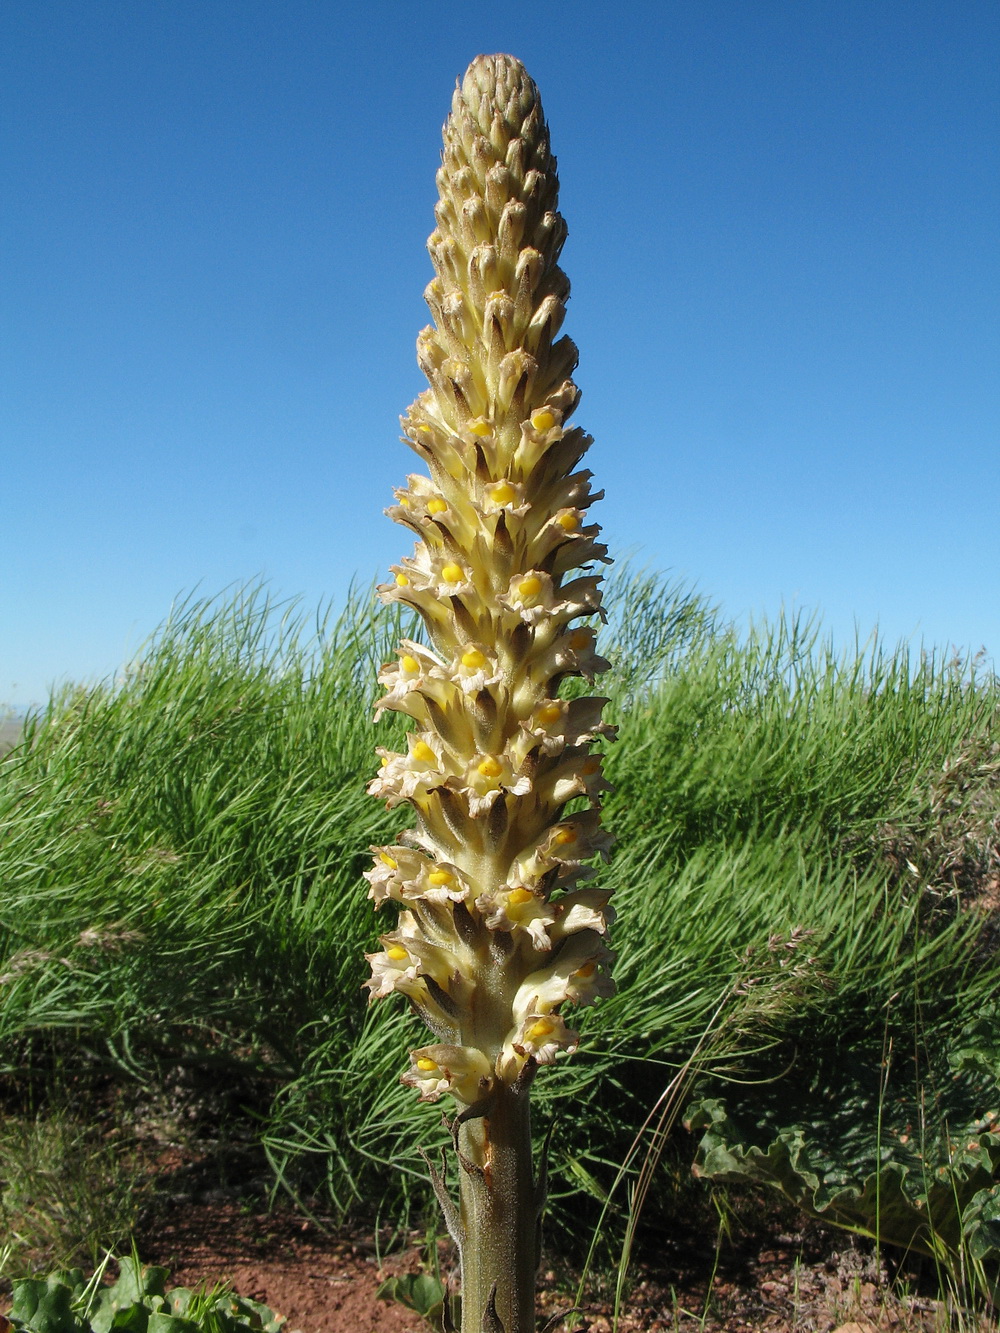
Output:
138 1195 970 1333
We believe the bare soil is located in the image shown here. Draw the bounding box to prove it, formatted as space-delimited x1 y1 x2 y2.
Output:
137 1189 976 1333
2 1083 984 1333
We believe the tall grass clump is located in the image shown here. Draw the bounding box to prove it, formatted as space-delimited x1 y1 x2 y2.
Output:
1 573 997 1283
0 586 409 1115
599 610 1000 1304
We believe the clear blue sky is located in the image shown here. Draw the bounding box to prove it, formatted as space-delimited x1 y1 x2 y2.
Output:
3 1 998 706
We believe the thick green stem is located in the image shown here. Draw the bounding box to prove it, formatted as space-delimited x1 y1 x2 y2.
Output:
459 1082 536 1333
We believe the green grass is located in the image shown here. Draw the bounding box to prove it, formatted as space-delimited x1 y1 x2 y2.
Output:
0 572 997 1284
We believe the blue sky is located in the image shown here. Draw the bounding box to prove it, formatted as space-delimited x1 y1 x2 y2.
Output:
3 1 998 705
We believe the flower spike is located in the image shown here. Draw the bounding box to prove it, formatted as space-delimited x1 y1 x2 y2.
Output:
366 54 614 1333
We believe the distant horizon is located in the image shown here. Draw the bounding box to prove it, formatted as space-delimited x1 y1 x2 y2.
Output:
4 562 995 714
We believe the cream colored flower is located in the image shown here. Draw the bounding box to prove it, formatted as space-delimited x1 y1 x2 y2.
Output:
475 884 557 950
551 887 616 940
513 932 615 1020
403 1044 495 1104
375 640 446 717
497 1012 579 1082
364 938 420 1000
449 642 503 694
365 845 470 907
517 695 616 760
513 810 614 884
462 750 532 817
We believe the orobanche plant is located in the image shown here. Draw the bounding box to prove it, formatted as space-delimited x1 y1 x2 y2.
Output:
366 54 615 1333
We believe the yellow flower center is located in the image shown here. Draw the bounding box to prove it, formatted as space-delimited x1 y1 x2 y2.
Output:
379 852 398 869
461 647 487 669
507 887 534 906
428 869 454 886
527 1018 555 1040
441 562 464 583
536 702 563 725
531 408 556 431
412 741 436 763
469 418 493 436
489 481 516 506
554 827 577 846
557 512 579 531
517 575 542 601
386 946 409 961
395 573 410 586
416 1057 438 1071
427 497 448 514
400 654 419 673
477 756 504 779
